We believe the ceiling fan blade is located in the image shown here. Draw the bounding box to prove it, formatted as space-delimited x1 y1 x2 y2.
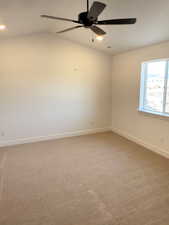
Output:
97 18 137 25
41 15 79 23
57 25 83 34
90 26 106 36
88 1 106 21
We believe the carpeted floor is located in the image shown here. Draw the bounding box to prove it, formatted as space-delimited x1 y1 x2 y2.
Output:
0 132 169 225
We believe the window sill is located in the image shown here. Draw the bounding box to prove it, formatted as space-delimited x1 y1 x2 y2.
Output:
138 108 169 118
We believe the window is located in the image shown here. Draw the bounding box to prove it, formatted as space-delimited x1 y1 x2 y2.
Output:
139 59 169 117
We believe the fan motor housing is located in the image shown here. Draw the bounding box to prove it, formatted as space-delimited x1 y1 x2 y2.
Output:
78 12 95 27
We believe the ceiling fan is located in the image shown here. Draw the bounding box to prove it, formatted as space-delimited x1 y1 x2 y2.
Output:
41 0 136 36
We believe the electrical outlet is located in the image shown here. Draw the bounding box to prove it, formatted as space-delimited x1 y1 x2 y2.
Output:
1 131 5 137
90 121 95 126
160 137 165 144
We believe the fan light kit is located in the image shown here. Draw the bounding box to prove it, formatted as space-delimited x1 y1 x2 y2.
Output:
96 35 104 41
0 25 6 30
41 0 136 36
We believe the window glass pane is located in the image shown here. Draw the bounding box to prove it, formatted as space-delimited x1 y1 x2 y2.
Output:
165 71 169 113
144 61 166 112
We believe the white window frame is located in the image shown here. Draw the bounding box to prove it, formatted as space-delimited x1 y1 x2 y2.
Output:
139 58 169 118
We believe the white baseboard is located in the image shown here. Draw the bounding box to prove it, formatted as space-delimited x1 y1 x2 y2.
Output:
0 127 111 148
112 127 169 159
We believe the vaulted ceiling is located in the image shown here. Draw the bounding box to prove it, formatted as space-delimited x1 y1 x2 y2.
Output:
0 0 169 54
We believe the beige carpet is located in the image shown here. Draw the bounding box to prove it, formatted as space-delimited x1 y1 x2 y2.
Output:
0 132 169 225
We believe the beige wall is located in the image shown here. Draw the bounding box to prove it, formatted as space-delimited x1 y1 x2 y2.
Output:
0 33 112 145
112 41 169 156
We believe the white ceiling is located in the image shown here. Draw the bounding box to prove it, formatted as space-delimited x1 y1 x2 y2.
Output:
0 0 169 55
